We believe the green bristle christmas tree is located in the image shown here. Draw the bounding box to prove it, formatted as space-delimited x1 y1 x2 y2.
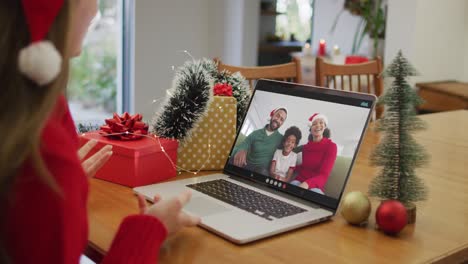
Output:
368 50 429 211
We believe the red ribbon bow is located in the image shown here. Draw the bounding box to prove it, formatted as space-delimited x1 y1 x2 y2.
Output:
213 83 233 96
99 112 149 140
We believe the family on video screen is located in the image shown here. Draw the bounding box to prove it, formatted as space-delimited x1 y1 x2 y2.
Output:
231 108 337 195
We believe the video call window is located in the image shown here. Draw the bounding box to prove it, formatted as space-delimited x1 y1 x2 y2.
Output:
229 90 370 199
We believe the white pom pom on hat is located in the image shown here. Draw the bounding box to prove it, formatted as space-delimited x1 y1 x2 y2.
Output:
308 113 328 127
18 0 64 86
19 41 62 86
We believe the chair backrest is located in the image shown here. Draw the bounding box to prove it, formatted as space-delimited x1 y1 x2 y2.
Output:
214 57 302 90
315 56 384 118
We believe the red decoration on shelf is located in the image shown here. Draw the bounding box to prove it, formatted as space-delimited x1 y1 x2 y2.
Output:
99 112 149 140
318 39 326 56
376 200 408 235
345 55 369 64
213 83 233 96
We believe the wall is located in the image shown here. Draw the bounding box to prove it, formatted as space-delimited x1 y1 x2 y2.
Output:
243 0 260 66
383 0 418 67
413 0 466 82
134 0 212 118
313 0 468 83
216 0 260 66
385 0 467 83
133 0 259 119
220 1 244 65
463 2 468 82
132 0 468 119
312 0 372 56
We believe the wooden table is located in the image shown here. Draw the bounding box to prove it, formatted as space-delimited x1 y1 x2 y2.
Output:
87 110 468 263
417 81 468 112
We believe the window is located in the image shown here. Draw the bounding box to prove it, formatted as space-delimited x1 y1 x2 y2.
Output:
69 0 130 127
275 0 314 42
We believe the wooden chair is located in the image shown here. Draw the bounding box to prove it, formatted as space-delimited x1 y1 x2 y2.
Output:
214 57 302 90
315 56 384 118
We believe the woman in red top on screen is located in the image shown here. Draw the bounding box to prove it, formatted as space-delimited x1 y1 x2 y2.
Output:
290 113 338 195
0 0 199 263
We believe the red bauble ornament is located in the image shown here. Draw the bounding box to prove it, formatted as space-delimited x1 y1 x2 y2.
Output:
376 200 408 235
213 82 233 96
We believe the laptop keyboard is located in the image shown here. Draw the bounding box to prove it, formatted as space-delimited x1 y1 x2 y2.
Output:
187 179 307 221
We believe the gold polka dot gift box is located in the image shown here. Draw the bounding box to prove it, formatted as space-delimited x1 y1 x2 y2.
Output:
177 96 237 171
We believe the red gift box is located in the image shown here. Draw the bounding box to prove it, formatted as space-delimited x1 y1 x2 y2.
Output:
80 131 178 187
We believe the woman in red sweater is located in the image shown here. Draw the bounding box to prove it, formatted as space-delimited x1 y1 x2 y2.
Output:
291 113 337 194
0 1 199 263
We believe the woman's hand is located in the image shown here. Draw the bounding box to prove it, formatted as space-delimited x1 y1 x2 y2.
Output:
78 140 113 178
137 191 201 236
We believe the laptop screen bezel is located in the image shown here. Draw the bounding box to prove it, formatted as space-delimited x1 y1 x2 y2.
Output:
223 79 376 211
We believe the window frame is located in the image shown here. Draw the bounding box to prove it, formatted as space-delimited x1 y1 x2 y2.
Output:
120 0 134 113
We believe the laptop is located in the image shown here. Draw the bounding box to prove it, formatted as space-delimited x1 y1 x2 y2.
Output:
134 79 376 244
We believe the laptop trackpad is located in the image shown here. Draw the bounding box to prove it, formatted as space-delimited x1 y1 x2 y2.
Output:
184 196 233 217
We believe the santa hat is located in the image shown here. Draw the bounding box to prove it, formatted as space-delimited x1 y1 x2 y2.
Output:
270 107 288 117
18 0 64 86
308 113 328 127
268 107 288 121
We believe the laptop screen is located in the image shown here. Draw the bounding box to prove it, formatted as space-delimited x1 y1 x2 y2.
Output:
224 80 376 210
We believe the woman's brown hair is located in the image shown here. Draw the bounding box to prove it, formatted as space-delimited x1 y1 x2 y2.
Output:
0 0 72 261
0 0 71 195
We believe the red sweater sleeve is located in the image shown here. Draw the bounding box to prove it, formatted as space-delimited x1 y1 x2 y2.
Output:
58 94 170 262
304 141 337 191
102 215 168 264
4 95 169 264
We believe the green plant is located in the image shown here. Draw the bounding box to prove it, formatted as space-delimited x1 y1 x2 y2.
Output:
68 43 117 112
77 122 102 133
331 0 386 57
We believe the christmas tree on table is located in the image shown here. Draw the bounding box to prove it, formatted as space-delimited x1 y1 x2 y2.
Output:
368 50 429 214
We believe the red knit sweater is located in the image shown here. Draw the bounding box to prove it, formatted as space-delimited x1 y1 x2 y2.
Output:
3 95 167 264
295 137 337 192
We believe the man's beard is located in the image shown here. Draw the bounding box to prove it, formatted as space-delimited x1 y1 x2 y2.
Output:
268 120 280 131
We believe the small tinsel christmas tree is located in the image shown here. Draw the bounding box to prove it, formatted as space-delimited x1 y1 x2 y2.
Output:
152 59 214 141
151 59 250 142
200 59 251 131
368 50 429 206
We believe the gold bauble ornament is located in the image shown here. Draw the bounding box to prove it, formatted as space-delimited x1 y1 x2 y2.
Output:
341 191 371 225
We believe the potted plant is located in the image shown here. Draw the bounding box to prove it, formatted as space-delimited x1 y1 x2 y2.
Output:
332 0 386 57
